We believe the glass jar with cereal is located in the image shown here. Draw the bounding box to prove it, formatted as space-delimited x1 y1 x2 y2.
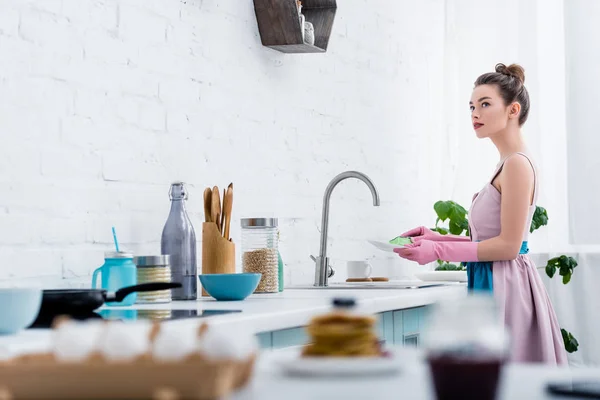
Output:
241 218 279 293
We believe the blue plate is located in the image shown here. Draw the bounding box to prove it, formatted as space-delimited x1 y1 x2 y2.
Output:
198 273 262 301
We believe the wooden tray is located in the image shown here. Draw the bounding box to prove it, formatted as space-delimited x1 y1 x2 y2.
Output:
0 352 256 399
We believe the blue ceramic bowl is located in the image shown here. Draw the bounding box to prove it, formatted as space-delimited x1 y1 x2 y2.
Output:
0 288 43 334
198 273 262 301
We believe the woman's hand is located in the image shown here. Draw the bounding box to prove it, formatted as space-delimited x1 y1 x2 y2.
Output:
400 226 441 243
394 240 479 265
401 226 472 244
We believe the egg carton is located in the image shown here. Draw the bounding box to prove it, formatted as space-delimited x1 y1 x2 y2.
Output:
0 320 257 400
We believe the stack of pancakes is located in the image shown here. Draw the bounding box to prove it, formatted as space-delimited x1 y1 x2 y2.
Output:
301 311 382 357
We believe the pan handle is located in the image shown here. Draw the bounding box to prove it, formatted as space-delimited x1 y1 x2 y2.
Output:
111 283 182 303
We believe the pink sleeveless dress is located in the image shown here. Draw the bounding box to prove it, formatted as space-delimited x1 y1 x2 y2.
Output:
468 152 568 365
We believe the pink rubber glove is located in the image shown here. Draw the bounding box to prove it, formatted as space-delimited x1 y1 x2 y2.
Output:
400 226 441 241
393 240 479 265
401 226 471 244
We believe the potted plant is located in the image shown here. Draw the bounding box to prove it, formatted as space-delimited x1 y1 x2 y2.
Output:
430 200 579 353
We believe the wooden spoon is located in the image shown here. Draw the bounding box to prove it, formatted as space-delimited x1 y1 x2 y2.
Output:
220 188 226 236
211 186 221 232
203 187 212 223
223 183 233 240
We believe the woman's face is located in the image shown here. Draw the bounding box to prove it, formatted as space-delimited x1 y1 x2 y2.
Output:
469 84 515 139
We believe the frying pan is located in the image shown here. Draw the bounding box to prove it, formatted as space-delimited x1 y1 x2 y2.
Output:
37 282 182 317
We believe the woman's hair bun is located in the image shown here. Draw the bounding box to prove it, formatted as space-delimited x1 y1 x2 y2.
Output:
495 63 525 84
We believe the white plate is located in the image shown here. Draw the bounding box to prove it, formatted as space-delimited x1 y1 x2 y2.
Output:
367 240 409 253
415 270 467 282
273 348 403 378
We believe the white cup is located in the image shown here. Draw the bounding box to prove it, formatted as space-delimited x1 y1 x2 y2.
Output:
347 261 372 279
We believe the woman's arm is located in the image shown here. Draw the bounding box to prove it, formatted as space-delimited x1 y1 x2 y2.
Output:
476 154 535 261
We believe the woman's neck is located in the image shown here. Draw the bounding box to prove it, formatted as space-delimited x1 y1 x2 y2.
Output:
490 125 526 160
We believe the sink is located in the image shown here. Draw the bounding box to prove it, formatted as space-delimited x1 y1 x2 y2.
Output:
288 281 448 290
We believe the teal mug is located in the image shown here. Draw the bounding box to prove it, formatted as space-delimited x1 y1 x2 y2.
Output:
92 252 137 306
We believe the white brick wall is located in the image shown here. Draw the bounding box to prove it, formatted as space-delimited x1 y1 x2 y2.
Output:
0 0 448 287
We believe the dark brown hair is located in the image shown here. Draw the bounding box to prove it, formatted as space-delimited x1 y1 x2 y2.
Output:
474 63 530 126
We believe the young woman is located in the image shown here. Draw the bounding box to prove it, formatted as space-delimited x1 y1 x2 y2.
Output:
395 63 567 365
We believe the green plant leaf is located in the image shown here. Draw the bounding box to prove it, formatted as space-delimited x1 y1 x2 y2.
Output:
544 255 577 283
455 203 468 216
432 200 469 238
435 262 466 271
546 263 556 278
434 201 451 221
530 206 549 233
568 257 579 269
561 328 579 353
433 227 449 235
448 220 463 235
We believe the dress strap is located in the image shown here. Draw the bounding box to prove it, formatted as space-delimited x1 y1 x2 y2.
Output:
489 152 538 204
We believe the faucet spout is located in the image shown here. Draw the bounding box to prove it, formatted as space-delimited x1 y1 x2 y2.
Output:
314 171 381 287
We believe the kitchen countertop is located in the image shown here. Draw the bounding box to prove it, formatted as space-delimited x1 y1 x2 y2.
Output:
231 347 599 400
123 284 467 333
3 284 597 399
0 284 466 358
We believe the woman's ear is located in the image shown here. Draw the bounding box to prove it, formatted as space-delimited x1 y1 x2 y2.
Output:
509 102 521 120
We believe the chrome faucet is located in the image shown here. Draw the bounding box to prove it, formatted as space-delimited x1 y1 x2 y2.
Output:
312 171 381 287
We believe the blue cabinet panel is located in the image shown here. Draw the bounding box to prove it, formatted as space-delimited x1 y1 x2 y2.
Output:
403 308 420 334
255 306 429 350
256 332 272 349
392 310 404 345
382 311 394 346
272 327 308 349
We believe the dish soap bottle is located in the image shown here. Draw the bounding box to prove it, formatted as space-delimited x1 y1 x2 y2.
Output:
161 182 197 300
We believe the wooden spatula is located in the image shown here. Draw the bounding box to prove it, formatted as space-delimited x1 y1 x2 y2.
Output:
203 187 212 223
211 186 221 232
222 183 233 240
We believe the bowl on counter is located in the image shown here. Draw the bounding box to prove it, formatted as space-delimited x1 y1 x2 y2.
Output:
0 287 43 334
198 273 262 301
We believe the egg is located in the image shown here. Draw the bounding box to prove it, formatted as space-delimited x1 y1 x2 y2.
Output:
152 323 198 362
197 325 258 360
97 321 153 362
53 320 105 362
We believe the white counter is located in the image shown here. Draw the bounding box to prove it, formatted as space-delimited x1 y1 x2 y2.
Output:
232 348 600 400
3 284 598 400
133 284 466 333
0 284 466 358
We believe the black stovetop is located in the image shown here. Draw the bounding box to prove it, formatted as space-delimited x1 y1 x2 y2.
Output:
28 309 242 329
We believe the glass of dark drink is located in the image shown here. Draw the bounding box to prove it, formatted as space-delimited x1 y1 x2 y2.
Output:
422 293 509 400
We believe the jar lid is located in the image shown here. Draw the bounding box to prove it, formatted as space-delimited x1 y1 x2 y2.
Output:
134 255 171 267
241 218 278 228
105 251 134 259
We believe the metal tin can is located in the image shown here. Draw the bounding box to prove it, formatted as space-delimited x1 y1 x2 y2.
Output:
133 255 172 304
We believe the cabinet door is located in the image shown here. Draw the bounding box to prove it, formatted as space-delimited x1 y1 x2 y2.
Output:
402 308 421 346
256 332 272 349
272 327 308 349
419 305 431 332
392 310 404 345
377 311 394 346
